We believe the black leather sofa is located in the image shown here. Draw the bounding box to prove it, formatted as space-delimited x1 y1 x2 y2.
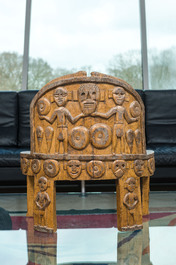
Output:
0 89 176 192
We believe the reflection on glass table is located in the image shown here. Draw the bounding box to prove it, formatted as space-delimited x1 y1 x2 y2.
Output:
1 214 176 265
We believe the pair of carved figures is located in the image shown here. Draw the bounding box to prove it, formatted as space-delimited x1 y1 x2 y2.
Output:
36 84 141 154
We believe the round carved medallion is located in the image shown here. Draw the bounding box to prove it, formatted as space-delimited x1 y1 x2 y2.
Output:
37 97 51 115
69 126 89 150
31 159 41 174
90 123 112 149
43 160 60 178
87 160 105 179
130 101 141 118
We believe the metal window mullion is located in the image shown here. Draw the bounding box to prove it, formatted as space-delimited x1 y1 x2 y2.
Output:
139 0 149 90
21 0 32 90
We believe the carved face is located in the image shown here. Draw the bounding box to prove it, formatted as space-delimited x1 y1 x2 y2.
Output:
112 86 126 105
38 176 48 191
78 83 99 115
54 87 68 106
148 157 155 174
112 160 127 179
134 160 144 177
126 177 136 192
67 160 82 179
21 158 29 174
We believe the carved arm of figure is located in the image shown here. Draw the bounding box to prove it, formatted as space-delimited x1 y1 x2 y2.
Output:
124 109 138 124
64 108 84 124
35 192 51 210
91 107 116 119
39 111 57 124
123 193 139 210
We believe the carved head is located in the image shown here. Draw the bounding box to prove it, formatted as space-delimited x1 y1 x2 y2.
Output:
67 160 82 179
148 157 155 174
54 87 68 106
112 86 126 105
21 158 30 174
38 176 48 191
134 160 144 177
126 177 136 192
112 160 127 179
78 83 100 115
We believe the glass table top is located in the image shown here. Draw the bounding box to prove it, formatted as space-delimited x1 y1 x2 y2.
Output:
0 192 176 265
0 216 176 265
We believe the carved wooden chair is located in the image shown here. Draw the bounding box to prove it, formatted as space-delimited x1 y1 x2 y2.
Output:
20 72 155 233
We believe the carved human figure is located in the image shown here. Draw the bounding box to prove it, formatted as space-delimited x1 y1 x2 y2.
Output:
35 177 51 226
39 87 84 153
78 83 100 115
92 86 138 153
123 177 139 218
67 160 82 179
134 160 144 177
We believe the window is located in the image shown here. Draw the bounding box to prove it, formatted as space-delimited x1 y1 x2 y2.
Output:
0 0 25 91
29 0 142 90
146 0 176 89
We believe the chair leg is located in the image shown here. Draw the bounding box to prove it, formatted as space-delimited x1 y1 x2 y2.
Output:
116 176 143 231
26 175 34 217
33 177 57 233
141 176 150 216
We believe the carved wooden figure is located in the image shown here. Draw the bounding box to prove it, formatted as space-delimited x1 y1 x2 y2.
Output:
20 71 155 232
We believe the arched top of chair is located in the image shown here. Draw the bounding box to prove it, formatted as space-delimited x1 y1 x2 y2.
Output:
30 71 145 155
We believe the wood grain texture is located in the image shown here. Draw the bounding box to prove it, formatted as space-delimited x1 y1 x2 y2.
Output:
20 71 155 232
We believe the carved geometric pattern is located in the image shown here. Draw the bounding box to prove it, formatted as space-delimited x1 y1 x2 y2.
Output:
126 129 135 152
36 126 44 152
31 159 41 174
90 123 112 149
68 126 89 150
129 101 141 118
37 97 51 116
135 129 141 146
87 160 105 179
45 126 54 152
43 160 60 178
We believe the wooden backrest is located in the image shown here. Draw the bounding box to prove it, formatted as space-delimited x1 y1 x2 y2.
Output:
30 71 145 156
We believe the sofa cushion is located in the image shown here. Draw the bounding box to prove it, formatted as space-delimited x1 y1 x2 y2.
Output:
145 90 176 144
0 92 18 146
18 90 38 147
147 144 176 166
0 147 29 167
135 89 144 103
